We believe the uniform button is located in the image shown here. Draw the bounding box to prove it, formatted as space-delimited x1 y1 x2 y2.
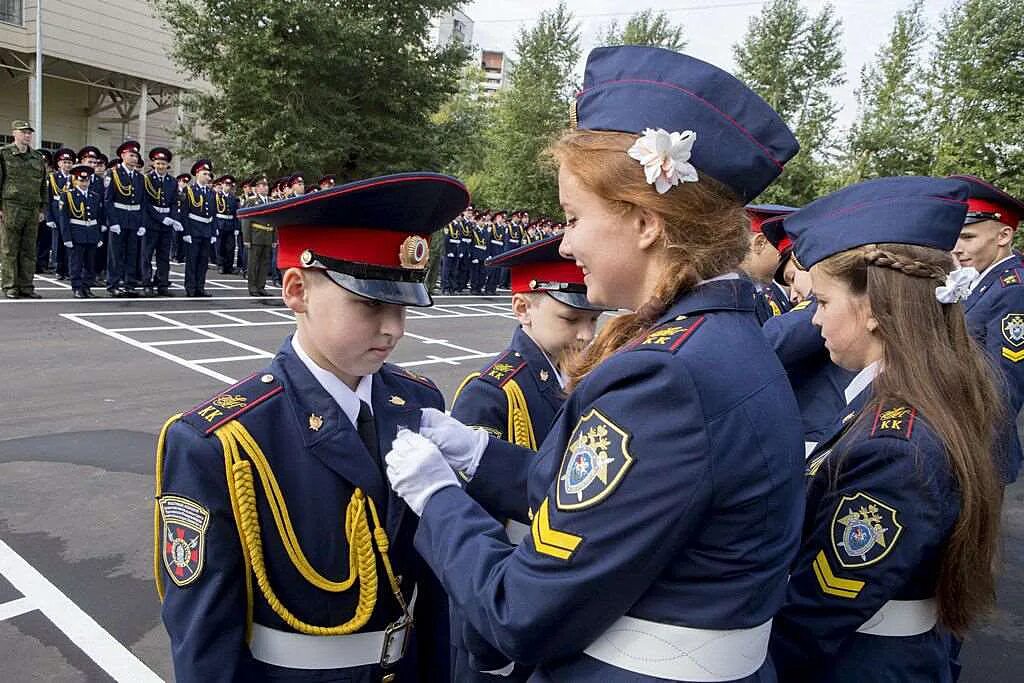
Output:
260 374 274 383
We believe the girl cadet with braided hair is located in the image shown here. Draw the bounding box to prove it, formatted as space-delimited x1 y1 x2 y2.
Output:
768 176 1004 683
155 173 468 682
384 45 804 682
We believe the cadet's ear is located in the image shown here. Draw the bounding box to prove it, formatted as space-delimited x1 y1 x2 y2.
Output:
635 207 666 251
512 292 532 326
282 268 310 314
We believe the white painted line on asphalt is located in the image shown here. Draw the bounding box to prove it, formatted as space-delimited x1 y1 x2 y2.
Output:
0 540 163 682
193 354 270 364
0 595 34 621
148 338 222 346
145 312 277 360
209 311 253 325
33 274 73 290
61 313 236 384
397 352 497 368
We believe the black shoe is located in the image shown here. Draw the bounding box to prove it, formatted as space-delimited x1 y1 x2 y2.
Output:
85 288 96 298
56 273 68 281
198 291 213 297
143 287 155 297
107 288 117 297
21 291 42 299
4 290 19 299
73 289 86 299
248 290 259 297
157 287 172 297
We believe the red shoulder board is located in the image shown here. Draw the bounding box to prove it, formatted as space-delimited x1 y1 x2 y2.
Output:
630 315 706 353
869 403 916 440
390 365 440 391
181 372 284 435
479 351 527 387
1000 269 1024 287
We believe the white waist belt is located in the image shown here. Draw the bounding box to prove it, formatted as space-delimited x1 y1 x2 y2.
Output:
584 615 772 681
188 213 213 223
249 586 417 670
153 206 171 214
70 219 98 227
113 202 141 211
216 213 233 220
857 598 937 637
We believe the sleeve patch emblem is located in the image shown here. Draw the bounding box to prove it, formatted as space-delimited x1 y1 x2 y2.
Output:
1002 314 1024 347
556 409 633 511
830 492 903 569
159 495 210 587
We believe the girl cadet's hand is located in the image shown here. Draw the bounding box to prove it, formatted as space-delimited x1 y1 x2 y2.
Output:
386 429 460 516
419 408 489 477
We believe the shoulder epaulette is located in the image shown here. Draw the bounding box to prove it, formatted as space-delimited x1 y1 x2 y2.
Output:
181 372 284 436
1000 268 1024 288
389 365 440 392
629 315 706 353
478 350 527 387
868 402 916 440
791 299 812 312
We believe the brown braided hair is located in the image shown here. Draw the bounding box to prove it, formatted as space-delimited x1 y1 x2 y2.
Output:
547 130 749 389
817 243 1003 636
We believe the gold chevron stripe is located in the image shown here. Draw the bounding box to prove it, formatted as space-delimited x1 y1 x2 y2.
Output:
531 499 582 560
1002 347 1024 363
813 550 864 599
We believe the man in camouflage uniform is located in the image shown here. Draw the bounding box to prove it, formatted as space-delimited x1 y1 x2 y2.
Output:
0 121 48 298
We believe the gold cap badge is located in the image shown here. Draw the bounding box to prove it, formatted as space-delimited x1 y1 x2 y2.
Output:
300 249 315 267
399 236 429 270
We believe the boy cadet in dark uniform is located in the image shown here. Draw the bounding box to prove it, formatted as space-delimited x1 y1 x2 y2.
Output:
760 215 855 453
142 147 182 297
174 173 191 263
58 164 104 298
449 233 605 682
289 173 306 197
45 148 76 279
483 210 506 295
240 174 275 298
78 147 107 282
319 174 337 191
182 160 217 297
742 204 797 323
950 174 1024 485
215 175 241 274
468 211 488 294
104 140 146 297
156 171 468 682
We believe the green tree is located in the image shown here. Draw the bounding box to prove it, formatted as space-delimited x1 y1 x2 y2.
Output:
844 0 931 182
477 2 581 217
600 9 687 51
734 0 845 205
927 0 1024 198
151 0 467 180
432 64 494 197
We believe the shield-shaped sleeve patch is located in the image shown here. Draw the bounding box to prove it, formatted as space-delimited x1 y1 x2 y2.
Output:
830 492 903 569
159 494 211 587
556 408 633 511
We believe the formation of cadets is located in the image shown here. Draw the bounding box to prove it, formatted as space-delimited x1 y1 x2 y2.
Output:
12 44 1009 683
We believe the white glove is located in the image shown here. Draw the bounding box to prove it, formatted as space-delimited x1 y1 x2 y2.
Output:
63 241 73 248
447 252 455 258
46 221 56 229
97 240 103 248
183 235 192 244
108 224 121 235
419 408 489 477
172 220 184 232
137 227 146 237
386 429 460 516
472 258 479 264
234 230 239 236
101 225 107 233
210 235 217 244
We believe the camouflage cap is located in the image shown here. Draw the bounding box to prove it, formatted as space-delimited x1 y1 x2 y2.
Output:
11 120 33 132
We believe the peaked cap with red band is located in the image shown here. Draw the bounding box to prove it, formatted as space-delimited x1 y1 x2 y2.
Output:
746 203 797 233
948 174 1023 230
237 172 469 306
116 140 141 158
760 215 796 285
485 234 607 311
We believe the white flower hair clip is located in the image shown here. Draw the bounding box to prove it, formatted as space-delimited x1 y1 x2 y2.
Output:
935 266 978 304
627 128 699 194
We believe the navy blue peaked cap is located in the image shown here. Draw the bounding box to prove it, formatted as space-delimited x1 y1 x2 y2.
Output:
574 45 799 202
785 176 970 270
486 234 606 311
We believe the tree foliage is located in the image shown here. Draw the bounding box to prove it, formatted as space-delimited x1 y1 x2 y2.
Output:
151 0 467 180
600 9 687 52
734 0 844 205
476 2 580 217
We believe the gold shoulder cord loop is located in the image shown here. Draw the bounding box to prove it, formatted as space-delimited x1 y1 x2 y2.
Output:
154 413 183 603
452 371 481 404
216 420 404 636
504 379 537 450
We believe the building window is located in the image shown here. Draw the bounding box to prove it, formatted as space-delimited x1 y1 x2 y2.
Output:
0 0 23 26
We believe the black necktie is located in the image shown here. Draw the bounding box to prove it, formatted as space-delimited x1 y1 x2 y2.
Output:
356 400 381 465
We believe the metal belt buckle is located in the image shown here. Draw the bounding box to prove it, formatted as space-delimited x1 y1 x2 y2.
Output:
379 615 413 669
